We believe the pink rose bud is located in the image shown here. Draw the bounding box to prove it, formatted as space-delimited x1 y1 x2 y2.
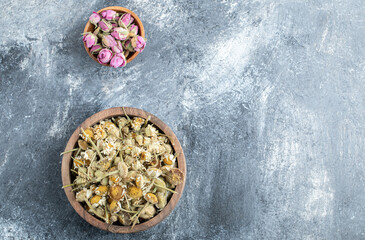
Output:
83 32 97 48
102 35 117 48
118 13 134 28
117 41 124 52
99 19 112 32
111 45 121 53
101 10 117 21
129 24 139 35
111 23 117 28
123 39 134 52
89 12 101 26
111 27 129 41
134 36 146 52
97 48 113 64
90 44 102 54
110 53 127 68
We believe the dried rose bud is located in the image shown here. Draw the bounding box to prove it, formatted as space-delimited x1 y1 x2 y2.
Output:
99 19 112 32
117 41 124 52
118 13 134 28
123 39 134 52
111 23 118 28
129 24 138 35
90 44 102 54
89 11 101 26
101 10 117 21
82 32 97 48
110 53 126 68
134 36 146 52
111 27 129 41
97 48 113 64
111 45 121 53
102 35 117 48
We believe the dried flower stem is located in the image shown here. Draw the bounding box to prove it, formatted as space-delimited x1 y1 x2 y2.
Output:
143 116 151 128
153 183 177 194
122 107 131 123
131 203 150 229
132 204 145 208
75 148 81 158
60 148 79 156
62 183 76 189
105 203 109 224
120 208 138 214
87 153 96 179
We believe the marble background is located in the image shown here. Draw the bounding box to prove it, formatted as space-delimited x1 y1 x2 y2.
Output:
0 0 364 239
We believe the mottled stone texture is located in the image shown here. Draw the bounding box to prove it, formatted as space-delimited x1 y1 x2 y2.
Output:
0 0 364 239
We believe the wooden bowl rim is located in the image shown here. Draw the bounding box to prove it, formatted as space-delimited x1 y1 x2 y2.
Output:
61 107 186 233
83 6 145 66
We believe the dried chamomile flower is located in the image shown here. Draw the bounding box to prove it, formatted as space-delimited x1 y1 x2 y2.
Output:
155 192 167 209
132 160 143 171
165 168 184 186
110 214 118 223
101 177 109 186
149 158 161 168
90 195 104 207
143 137 151 147
78 139 89 150
161 165 173 174
144 193 158 204
116 117 128 128
109 185 124 201
97 159 112 171
131 117 144 131
81 127 94 142
122 126 129 134
93 125 107 140
140 205 156 220
154 177 167 193
95 207 105 218
162 154 175 165
76 189 92 202
109 200 121 213
125 170 137 183
95 185 108 196
164 144 173 154
127 186 143 199
135 174 143 188
131 146 142 158
135 134 143 145
104 121 120 138
118 212 132 226
146 168 162 178
140 151 151 162
118 161 128 178
145 125 158 137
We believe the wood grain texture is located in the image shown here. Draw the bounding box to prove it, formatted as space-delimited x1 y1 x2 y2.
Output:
61 107 186 233
83 6 145 66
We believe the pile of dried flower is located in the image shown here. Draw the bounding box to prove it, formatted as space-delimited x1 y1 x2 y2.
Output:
83 10 146 68
61 110 183 228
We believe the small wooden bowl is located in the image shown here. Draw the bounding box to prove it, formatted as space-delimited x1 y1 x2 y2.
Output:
83 6 145 66
61 107 186 233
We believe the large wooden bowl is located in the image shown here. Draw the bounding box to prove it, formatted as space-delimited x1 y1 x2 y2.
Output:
61 107 186 233
83 6 145 66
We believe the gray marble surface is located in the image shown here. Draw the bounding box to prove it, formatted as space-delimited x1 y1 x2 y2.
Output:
1 0 365 239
